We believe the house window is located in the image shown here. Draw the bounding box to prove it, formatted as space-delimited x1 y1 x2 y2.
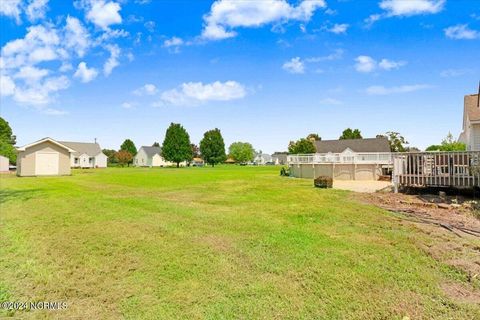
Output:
89 157 94 163
74 157 79 164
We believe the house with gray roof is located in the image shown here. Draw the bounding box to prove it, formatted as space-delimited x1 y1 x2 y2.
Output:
254 153 273 165
458 93 480 151
59 141 107 168
134 146 178 167
314 137 391 154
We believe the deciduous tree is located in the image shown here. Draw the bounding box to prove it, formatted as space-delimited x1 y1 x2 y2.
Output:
120 139 137 156
229 142 255 163
0 117 16 164
288 138 316 154
339 128 362 140
162 123 193 167
200 128 226 167
116 150 133 167
378 132 409 152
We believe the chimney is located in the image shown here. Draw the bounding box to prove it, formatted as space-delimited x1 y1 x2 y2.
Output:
94 138 97 144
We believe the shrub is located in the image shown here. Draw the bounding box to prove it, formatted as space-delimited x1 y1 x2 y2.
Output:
280 167 290 176
314 176 333 188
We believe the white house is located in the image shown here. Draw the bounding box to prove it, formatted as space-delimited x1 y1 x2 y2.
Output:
254 153 273 165
134 146 176 167
59 141 108 168
458 93 480 151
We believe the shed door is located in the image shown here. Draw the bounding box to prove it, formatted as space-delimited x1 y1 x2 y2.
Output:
36 152 59 175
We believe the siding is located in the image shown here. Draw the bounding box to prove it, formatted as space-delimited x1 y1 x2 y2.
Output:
473 124 480 151
17 141 71 176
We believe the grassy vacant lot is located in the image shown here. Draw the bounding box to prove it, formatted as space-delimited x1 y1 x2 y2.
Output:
1 166 479 319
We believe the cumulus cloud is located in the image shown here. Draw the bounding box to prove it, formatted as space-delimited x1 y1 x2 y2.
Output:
355 55 406 73
305 49 344 63
26 0 49 22
282 57 305 74
365 84 432 95
103 44 120 76
0 0 22 23
64 16 90 57
74 62 98 83
444 24 479 40
121 101 136 109
201 0 326 40
158 81 246 106
354 56 377 73
379 0 444 16
133 83 157 96
327 23 349 34
85 0 122 30
0 75 16 96
163 36 184 47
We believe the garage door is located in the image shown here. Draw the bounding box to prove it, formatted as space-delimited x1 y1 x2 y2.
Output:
35 152 59 175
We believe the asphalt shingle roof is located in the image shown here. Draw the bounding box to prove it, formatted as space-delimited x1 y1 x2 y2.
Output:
314 137 390 153
140 146 161 157
59 141 103 157
465 94 480 122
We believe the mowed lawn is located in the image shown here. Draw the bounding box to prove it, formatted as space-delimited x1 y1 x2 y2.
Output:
0 166 478 319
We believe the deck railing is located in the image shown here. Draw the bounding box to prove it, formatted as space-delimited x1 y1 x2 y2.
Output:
392 151 480 190
287 153 393 165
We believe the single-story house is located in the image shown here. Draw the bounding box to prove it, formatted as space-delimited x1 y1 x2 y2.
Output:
134 146 176 167
59 141 107 168
271 152 288 165
458 93 480 151
289 137 392 180
0 155 9 172
254 153 273 165
16 137 75 176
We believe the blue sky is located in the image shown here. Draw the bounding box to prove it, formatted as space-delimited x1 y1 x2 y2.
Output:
1 0 479 153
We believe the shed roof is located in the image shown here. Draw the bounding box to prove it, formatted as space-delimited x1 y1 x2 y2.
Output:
315 137 390 153
139 146 161 157
59 141 103 157
17 137 76 152
465 94 480 122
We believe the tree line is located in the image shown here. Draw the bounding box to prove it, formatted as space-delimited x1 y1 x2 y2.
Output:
103 123 258 167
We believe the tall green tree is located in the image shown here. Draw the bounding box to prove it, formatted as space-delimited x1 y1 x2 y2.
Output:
162 123 193 167
339 128 362 140
102 149 118 164
306 133 321 142
0 117 16 164
120 139 137 155
378 132 409 152
200 128 226 167
426 133 466 152
229 142 255 163
288 138 316 154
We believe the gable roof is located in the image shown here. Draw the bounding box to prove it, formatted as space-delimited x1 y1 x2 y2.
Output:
314 137 390 153
139 146 161 158
59 141 103 157
464 94 480 123
17 137 76 152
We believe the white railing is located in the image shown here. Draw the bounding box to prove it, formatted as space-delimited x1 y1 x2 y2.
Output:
287 153 393 165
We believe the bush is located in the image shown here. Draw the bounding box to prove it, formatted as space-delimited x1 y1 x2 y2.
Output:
280 167 290 176
314 176 333 188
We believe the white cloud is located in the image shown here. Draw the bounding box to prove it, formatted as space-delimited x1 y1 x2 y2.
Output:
354 55 377 73
379 0 444 16
103 44 120 76
201 0 326 40
144 20 155 32
74 62 98 83
364 14 382 28
26 0 49 22
365 84 432 95
64 16 90 57
163 36 184 47
378 58 407 70
355 56 406 72
444 24 479 40
327 23 349 34
14 66 49 83
0 75 16 96
282 57 305 74
159 81 246 106
133 83 157 96
86 0 122 30
0 0 22 23
13 75 70 105
43 108 68 115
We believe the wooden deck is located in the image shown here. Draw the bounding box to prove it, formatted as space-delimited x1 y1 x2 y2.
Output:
393 151 480 191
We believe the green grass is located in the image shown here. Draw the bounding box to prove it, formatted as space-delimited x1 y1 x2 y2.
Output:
0 166 479 319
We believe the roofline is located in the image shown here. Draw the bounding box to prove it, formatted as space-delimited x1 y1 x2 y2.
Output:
315 137 387 142
17 137 76 152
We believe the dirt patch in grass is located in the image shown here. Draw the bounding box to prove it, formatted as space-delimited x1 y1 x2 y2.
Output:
197 234 234 253
441 281 480 304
